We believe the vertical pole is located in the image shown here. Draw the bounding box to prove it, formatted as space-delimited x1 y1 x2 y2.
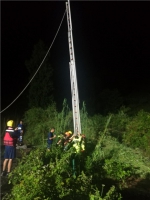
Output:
66 0 81 135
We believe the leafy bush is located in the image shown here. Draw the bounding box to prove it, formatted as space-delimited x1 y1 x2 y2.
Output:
23 100 73 146
108 108 130 141
123 110 150 156
5 146 121 200
23 100 107 146
4 99 150 199
85 133 150 189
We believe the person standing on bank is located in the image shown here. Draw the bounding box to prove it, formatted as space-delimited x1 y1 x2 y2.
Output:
47 127 56 150
1 120 19 176
17 120 24 145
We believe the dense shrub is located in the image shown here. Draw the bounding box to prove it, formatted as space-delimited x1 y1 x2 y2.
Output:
108 108 130 142
85 135 150 189
23 102 150 157
23 100 73 146
123 110 150 156
5 147 121 200
2 106 150 199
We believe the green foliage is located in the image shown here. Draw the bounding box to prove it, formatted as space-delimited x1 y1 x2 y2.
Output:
3 106 150 199
123 110 150 155
80 102 109 141
25 40 54 108
5 147 121 200
4 99 150 199
84 113 150 190
80 102 89 134
23 100 108 146
103 159 134 183
108 108 130 141
54 99 73 133
85 133 150 188
23 105 55 145
23 100 73 146
89 185 122 200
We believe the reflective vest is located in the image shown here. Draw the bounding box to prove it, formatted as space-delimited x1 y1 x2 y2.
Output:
81 140 85 151
72 136 82 153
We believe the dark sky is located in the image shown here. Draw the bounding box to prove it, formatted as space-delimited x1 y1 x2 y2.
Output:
1 1 150 113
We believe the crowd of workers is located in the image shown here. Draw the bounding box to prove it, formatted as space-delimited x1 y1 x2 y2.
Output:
1 120 85 177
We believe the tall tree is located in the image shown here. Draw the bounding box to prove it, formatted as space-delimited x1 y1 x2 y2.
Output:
25 40 54 108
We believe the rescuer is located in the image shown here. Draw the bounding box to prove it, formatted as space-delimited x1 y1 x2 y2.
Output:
47 127 56 151
63 131 73 151
56 132 65 147
80 134 86 152
17 120 24 146
1 120 19 176
72 132 82 153
70 132 81 176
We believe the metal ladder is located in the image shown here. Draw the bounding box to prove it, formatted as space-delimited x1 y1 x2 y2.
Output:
66 0 81 135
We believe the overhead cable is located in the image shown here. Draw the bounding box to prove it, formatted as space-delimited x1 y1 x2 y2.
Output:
0 9 66 114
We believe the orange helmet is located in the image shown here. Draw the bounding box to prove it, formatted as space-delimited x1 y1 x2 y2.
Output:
65 131 72 136
68 131 72 134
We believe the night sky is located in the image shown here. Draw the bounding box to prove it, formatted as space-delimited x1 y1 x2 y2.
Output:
1 1 150 114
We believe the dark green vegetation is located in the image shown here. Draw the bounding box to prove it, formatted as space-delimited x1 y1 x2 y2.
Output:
1 101 150 200
1 40 150 199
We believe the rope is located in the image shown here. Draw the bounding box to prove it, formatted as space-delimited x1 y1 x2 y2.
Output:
0 9 66 114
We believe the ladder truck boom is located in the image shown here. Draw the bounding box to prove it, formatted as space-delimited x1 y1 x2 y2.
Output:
66 0 81 135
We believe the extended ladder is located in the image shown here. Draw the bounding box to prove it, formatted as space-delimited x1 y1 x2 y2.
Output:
66 0 81 135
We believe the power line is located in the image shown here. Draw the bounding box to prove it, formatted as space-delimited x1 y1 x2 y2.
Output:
0 9 66 114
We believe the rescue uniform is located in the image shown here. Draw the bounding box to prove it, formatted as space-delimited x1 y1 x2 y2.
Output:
1 120 19 177
3 127 19 159
63 131 72 151
72 135 82 153
71 134 86 176
47 131 54 149
17 122 23 145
